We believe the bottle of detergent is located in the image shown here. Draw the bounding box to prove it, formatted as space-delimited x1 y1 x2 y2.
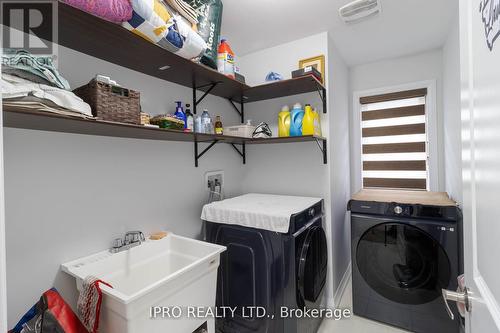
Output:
217 39 235 79
290 103 304 136
313 107 322 136
302 104 315 136
174 101 187 129
278 105 290 137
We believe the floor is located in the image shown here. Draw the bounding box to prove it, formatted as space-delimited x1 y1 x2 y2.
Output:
318 279 409 333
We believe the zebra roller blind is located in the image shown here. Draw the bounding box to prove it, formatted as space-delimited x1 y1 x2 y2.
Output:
360 88 428 190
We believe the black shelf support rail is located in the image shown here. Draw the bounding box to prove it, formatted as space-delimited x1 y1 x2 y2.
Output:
316 83 327 114
194 139 219 167
315 138 327 164
228 98 245 123
192 82 221 114
194 140 246 167
230 143 246 164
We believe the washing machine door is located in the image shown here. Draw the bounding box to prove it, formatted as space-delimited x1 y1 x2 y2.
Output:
356 222 451 305
297 225 328 308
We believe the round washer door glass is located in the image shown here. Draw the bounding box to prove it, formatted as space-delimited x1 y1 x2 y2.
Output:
297 226 328 308
356 223 450 304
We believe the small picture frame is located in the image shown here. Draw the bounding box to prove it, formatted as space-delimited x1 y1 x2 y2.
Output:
299 55 325 84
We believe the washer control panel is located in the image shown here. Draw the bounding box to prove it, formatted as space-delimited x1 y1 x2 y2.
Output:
389 204 414 217
394 206 403 215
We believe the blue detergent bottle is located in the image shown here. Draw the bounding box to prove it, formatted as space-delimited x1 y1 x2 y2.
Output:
174 101 187 129
290 103 304 136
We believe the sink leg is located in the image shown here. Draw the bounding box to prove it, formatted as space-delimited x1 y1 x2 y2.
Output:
206 318 215 333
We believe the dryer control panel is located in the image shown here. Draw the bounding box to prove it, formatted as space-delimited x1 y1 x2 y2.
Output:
348 200 460 221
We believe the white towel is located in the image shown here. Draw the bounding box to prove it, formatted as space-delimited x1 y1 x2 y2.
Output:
201 193 322 233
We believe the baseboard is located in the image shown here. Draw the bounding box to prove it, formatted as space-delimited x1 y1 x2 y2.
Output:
332 262 352 308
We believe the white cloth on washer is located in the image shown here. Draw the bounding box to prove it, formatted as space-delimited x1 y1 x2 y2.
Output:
201 193 322 234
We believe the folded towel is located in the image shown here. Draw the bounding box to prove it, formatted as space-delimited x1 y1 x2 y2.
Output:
1 73 93 117
77 276 112 333
2 49 71 90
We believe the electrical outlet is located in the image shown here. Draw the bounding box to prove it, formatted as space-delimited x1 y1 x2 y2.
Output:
205 170 224 190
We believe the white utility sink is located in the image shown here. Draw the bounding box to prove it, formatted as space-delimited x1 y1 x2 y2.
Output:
62 234 226 333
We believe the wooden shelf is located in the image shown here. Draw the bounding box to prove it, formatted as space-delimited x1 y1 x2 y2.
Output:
57 4 326 105
2 4 328 166
3 108 326 145
243 76 325 103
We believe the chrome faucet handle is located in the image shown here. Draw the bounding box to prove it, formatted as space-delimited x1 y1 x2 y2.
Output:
113 238 123 248
124 231 145 244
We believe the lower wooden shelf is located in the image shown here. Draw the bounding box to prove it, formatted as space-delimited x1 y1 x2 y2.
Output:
2 108 327 165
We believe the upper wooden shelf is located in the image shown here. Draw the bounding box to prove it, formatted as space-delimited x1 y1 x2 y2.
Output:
57 4 325 104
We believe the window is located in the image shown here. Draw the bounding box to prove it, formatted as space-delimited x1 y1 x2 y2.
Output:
359 88 429 190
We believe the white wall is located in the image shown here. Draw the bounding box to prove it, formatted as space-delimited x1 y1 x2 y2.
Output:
350 49 445 193
0 71 8 333
238 32 351 306
4 45 246 327
442 15 463 206
327 34 351 305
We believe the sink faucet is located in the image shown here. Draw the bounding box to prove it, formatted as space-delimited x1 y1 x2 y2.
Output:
111 231 145 253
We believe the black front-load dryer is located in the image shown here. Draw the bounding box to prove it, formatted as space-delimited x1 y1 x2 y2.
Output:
349 199 462 333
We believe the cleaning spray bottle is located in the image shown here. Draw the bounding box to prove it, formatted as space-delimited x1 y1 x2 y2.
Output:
290 103 304 136
278 105 291 137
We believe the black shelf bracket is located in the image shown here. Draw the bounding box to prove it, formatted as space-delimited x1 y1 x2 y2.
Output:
194 139 218 167
192 82 221 114
315 138 327 164
194 140 246 167
316 83 327 114
230 143 246 164
228 98 245 123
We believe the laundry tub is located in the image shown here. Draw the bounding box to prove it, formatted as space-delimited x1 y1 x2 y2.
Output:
62 234 226 333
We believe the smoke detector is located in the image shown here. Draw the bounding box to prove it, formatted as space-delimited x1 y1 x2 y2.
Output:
339 0 381 23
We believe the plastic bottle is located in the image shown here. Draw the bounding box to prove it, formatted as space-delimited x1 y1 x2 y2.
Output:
185 103 194 132
174 101 187 129
302 104 315 136
313 107 322 136
278 105 290 137
290 103 304 137
215 115 223 135
217 39 235 79
201 109 212 134
194 115 203 133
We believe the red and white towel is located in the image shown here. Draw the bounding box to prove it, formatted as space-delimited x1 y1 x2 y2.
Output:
77 276 112 333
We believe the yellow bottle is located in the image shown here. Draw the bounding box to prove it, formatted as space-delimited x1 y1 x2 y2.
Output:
278 105 290 137
302 104 315 136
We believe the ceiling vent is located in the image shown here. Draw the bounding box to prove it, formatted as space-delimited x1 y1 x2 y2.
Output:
339 0 381 23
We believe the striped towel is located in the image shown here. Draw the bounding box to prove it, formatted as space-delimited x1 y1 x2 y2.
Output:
77 276 112 333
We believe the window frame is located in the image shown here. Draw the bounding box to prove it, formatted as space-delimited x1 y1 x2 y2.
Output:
351 80 439 192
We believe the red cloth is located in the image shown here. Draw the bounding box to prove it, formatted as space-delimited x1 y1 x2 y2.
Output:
44 289 89 333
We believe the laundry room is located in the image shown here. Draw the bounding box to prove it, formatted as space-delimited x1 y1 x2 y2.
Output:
1 0 499 333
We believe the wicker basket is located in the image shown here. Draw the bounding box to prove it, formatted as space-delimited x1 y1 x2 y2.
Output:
73 79 140 124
